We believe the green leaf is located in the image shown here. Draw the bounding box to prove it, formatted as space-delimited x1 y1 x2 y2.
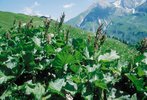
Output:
5 61 17 69
126 74 144 91
137 67 145 77
74 51 83 63
64 80 77 95
98 50 120 62
94 80 107 90
72 38 86 51
55 39 65 47
82 84 93 100
0 71 14 84
23 42 35 51
44 44 55 55
32 36 41 47
0 85 17 99
134 54 145 63
5 56 18 69
52 50 74 69
0 54 8 62
23 51 34 65
71 76 81 84
84 47 90 59
48 87 64 97
0 88 12 99
70 65 80 73
25 81 45 99
131 94 137 100
49 78 66 92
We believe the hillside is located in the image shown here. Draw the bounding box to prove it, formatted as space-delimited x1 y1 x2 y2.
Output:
106 13 147 44
0 11 138 61
0 11 146 100
0 11 43 30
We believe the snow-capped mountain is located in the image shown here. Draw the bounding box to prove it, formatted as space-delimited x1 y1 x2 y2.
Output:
136 0 147 13
112 0 146 13
67 0 147 27
66 0 147 44
113 0 146 9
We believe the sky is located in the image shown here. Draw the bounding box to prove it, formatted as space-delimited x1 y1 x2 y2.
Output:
0 0 115 21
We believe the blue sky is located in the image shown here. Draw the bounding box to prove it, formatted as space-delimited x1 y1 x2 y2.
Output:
0 0 114 21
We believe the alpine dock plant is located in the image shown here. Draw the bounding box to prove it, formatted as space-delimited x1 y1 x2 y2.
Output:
94 24 106 52
58 12 65 33
0 14 146 100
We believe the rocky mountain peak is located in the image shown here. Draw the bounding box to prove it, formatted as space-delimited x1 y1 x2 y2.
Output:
113 0 146 9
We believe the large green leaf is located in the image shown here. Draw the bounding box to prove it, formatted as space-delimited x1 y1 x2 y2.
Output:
52 50 74 69
0 85 17 99
98 50 120 62
0 54 8 62
72 38 86 51
73 51 83 63
70 64 80 73
126 74 144 91
137 67 145 77
25 81 45 100
32 36 41 47
49 78 66 92
44 44 55 56
23 51 34 65
82 84 93 100
64 80 77 95
5 56 18 69
0 71 14 84
94 80 107 90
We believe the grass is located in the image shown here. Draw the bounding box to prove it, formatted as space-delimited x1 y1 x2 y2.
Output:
100 38 138 61
0 11 138 61
0 11 42 30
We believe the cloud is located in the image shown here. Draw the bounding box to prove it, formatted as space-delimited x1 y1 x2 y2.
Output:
23 7 42 16
63 3 75 9
34 1 40 6
22 1 41 16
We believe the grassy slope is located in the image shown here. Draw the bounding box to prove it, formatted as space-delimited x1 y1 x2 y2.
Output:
0 11 42 30
101 38 138 61
0 11 138 61
107 14 147 44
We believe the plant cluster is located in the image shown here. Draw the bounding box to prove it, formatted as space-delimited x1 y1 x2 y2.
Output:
0 14 147 100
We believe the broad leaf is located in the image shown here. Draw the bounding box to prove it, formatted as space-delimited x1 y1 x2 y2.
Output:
98 50 120 62
70 64 80 73
44 44 55 55
126 74 144 91
25 81 45 99
52 50 74 69
49 78 66 92
64 80 77 95
0 71 14 84
94 80 107 90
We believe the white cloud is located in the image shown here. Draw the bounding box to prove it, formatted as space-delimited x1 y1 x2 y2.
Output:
63 3 75 9
22 1 41 16
34 1 40 6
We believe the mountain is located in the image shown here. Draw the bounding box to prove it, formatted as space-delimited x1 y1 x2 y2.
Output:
136 1 147 13
114 0 146 9
66 0 147 44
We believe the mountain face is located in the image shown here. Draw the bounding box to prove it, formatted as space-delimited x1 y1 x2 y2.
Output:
136 1 147 13
67 0 147 45
114 0 146 9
